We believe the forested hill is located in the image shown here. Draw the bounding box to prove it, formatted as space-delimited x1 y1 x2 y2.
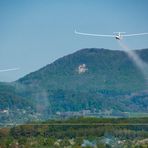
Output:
18 48 148 91
1 48 148 115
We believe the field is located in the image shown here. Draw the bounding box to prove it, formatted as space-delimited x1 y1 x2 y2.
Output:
0 117 148 147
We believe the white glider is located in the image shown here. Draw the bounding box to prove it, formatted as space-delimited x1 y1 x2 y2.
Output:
0 68 20 73
75 30 148 40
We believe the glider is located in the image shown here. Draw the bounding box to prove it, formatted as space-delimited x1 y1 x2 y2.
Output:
75 30 148 40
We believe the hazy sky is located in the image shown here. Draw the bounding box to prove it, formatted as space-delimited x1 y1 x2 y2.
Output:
0 0 148 82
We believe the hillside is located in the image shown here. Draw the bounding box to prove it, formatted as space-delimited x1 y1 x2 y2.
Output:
1 48 148 122
0 82 31 109
18 48 148 91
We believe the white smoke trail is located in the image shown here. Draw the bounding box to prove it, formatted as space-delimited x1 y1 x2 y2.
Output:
117 40 148 83
0 68 20 72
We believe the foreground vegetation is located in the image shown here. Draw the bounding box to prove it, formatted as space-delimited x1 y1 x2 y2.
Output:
0 117 148 147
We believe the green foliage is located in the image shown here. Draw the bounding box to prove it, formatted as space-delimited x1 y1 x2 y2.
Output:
1 117 148 147
0 82 32 110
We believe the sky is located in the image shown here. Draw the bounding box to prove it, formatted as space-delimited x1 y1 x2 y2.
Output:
0 0 148 82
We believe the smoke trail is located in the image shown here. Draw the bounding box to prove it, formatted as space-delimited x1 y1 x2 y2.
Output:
117 40 148 83
0 68 20 72
34 89 51 118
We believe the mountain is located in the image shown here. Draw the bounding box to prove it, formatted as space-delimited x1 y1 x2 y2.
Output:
18 48 148 91
1 48 148 121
